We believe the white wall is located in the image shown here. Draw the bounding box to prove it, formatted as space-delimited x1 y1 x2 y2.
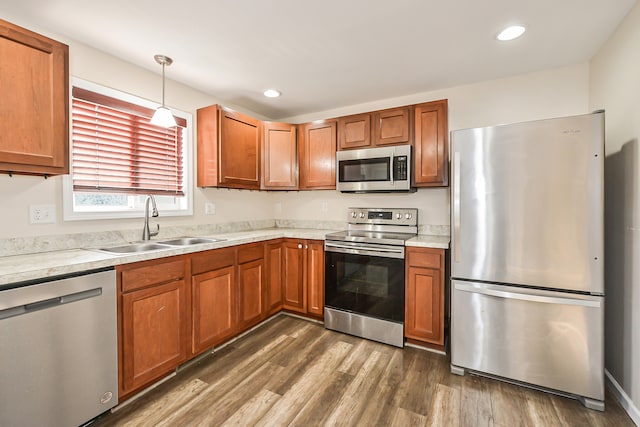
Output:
275 64 590 225
590 0 640 419
0 14 590 239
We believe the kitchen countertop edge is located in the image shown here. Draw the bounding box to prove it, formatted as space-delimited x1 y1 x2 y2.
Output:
0 228 450 286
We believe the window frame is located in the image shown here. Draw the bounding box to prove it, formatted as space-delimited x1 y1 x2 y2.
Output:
63 77 193 221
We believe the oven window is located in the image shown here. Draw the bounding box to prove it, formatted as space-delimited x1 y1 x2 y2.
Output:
325 251 404 322
339 157 390 182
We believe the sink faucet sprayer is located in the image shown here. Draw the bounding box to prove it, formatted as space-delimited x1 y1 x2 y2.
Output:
142 195 160 240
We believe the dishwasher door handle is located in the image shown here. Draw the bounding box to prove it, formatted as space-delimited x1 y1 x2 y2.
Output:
0 287 102 320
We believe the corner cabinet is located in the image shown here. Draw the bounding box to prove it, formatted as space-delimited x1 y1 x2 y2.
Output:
0 19 69 176
282 239 324 318
117 257 190 399
414 100 448 187
405 247 446 346
298 120 337 190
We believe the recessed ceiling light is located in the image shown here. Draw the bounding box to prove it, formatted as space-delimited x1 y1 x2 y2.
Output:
497 25 526 41
263 89 281 98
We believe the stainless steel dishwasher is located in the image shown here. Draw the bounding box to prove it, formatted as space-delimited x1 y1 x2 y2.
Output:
0 268 118 427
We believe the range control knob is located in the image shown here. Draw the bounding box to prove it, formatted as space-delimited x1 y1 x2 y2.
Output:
359 212 366 219
351 212 358 218
396 213 402 219
405 213 412 219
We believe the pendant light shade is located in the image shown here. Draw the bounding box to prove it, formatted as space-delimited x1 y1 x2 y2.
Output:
151 54 177 128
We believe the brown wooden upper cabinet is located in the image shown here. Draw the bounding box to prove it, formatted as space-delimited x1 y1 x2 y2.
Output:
262 122 298 190
414 100 448 187
337 113 371 150
298 120 337 190
374 107 412 146
196 105 261 189
337 106 412 150
0 19 69 176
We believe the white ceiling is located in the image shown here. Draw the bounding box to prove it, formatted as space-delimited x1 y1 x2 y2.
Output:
3 0 637 120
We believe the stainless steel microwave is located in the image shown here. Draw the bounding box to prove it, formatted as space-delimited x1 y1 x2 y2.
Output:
336 144 414 193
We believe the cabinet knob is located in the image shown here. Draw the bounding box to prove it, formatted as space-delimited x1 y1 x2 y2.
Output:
298 243 303 249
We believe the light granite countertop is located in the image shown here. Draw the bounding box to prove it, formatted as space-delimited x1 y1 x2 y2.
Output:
0 228 449 287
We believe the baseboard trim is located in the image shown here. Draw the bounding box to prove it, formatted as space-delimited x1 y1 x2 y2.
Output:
605 369 640 425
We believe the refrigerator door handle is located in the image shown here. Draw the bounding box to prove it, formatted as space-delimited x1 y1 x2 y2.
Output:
453 151 461 263
454 282 602 308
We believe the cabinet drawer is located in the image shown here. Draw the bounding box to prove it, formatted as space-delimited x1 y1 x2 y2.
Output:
407 248 443 269
192 247 235 275
238 243 263 264
121 259 186 292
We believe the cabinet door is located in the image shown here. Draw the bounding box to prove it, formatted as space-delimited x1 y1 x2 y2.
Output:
282 240 306 313
262 122 297 190
192 266 236 354
299 120 336 190
414 100 448 187
219 107 261 189
121 280 187 394
338 113 371 150
373 107 411 146
266 240 284 315
0 19 69 176
405 267 443 344
405 247 445 345
237 258 265 332
306 240 325 317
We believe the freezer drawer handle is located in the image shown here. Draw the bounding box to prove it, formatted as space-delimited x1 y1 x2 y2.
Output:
0 288 103 321
455 282 601 308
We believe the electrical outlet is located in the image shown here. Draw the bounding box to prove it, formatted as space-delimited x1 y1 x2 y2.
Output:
275 202 282 213
205 202 216 215
321 201 328 212
30 205 56 224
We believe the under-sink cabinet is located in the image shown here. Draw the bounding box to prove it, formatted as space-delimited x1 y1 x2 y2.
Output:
117 256 190 398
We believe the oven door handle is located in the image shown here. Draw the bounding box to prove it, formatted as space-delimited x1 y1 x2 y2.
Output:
324 241 405 259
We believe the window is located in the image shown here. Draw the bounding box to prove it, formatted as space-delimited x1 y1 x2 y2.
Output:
63 78 193 220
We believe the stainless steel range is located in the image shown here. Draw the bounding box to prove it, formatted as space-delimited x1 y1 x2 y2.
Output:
324 207 418 347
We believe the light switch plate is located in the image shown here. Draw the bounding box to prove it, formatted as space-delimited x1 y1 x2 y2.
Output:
205 202 216 215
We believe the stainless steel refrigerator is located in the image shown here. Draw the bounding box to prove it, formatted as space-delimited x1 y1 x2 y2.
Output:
450 111 605 410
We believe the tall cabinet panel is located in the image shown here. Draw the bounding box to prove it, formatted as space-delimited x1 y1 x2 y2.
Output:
298 120 337 190
0 19 69 176
414 100 448 187
262 122 297 189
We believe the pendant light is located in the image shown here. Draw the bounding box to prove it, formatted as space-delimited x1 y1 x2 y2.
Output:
150 54 177 128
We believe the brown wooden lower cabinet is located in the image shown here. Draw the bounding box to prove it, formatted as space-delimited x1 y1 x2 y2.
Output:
265 239 284 315
404 247 445 346
282 238 324 318
116 238 326 399
237 243 266 332
306 240 325 317
117 256 189 398
192 265 236 354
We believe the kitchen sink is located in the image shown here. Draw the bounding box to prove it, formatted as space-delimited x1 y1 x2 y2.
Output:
156 237 225 246
96 242 171 254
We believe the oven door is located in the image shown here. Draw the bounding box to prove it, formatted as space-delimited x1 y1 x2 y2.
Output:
324 241 405 323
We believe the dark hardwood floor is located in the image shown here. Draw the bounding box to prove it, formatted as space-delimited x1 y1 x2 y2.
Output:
94 315 634 426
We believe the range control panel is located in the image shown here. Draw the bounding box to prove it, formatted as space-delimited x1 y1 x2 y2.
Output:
347 208 418 226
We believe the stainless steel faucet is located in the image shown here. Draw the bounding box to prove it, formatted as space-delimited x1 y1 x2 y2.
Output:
142 195 160 240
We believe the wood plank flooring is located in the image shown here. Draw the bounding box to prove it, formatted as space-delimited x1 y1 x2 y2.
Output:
93 315 634 427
